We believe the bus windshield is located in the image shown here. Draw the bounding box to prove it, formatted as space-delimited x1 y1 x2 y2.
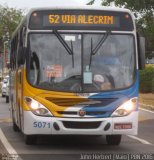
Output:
28 33 135 93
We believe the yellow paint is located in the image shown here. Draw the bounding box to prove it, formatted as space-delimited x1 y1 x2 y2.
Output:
22 69 88 117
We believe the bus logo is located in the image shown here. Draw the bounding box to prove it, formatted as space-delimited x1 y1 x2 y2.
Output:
79 110 86 117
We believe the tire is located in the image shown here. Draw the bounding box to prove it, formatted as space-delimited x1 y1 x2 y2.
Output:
2 94 5 97
6 96 9 103
24 135 37 145
106 135 122 145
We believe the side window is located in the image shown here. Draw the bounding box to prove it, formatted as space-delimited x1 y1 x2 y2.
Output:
19 27 26 48
15 35 18 69
10 35 18 70
10 27 27 70
10 41 13 70
22 27 26 45
16 27 27 67
16 30 22 67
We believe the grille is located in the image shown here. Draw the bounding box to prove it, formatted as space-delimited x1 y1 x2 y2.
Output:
45 97 87 106
86 111 107 116
58 111 107 116
62 121 102 129
45 97 117 107
58 111 77 115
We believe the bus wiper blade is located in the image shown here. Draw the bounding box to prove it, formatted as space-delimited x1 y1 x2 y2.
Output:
89 38 93 69
89 31 111 69
71 40 74 68
92 31 110 55
53 30 74 67
53 30 73 55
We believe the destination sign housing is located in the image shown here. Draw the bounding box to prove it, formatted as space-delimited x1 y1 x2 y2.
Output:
29 10 134 31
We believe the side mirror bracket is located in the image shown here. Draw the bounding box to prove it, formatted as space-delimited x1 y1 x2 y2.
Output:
137 33 145 70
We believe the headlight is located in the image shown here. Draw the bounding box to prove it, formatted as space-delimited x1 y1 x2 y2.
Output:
24 97 53 117
111 97 138 117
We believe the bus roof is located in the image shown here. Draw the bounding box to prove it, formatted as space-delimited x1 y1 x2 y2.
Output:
11 6 134 39
27 6 132 16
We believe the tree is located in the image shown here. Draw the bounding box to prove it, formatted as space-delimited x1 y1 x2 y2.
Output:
87 0 154 56
0 5 23 53
87 0 95 5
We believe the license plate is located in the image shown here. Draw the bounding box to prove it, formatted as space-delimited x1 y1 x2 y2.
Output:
114 123 132 129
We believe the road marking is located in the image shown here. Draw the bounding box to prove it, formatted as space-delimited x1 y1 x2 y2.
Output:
139 107 154 114
0 118 12 123
0 128 18 154
128 135 153 145
0 128 23 160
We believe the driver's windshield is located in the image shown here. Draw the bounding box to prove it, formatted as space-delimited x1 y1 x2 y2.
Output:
28 33 135 93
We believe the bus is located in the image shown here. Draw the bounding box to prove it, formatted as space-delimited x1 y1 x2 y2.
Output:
10 6 145 145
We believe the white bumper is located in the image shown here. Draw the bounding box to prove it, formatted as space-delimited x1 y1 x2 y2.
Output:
23 111 138 135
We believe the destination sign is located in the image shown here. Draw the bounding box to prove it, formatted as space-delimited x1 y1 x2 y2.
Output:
29 10 134 31
44 14 118 27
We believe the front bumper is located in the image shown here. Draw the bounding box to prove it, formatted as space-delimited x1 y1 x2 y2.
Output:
23 111 138 136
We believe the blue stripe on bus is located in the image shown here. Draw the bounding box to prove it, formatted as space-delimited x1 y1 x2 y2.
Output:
82 71 139 118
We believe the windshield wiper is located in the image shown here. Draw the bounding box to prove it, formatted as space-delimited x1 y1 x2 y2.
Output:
53 30 74 67
71 40 74 67
89 31 111 69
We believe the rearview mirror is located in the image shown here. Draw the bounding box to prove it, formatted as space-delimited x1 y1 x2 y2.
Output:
137 34 145 70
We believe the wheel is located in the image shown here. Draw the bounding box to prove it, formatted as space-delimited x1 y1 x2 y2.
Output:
106 135 122 145
24 135 37 145
6 96 9 103
2 94 5 97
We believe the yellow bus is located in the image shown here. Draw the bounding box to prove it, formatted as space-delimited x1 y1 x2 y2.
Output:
10 6 145 145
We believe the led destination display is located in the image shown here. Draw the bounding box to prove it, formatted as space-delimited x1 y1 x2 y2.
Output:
45 14 118 27
29 10 134 31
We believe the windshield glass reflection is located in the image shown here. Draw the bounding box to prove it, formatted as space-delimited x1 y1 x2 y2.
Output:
28 33 135 92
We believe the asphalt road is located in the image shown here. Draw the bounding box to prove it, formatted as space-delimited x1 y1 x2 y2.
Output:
0 96 154 160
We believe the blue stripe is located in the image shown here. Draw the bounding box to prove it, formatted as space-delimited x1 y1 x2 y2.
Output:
82 71 139 118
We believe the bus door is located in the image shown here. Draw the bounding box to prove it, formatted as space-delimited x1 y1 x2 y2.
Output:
16 68 23 129
15 31 25 130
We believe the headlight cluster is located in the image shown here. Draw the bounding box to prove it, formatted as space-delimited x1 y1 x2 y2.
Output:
111 97 138 117
24 97 53 117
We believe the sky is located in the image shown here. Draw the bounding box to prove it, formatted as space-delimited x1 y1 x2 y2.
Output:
0 0 102 10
